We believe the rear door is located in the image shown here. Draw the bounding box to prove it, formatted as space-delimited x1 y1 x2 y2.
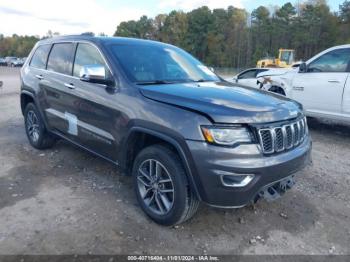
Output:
41 42 78 138
291 48 350 115
26 44 52 121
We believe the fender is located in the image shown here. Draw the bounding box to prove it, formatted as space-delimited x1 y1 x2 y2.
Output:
257 75 289 94
120 124 204 201
20 90 51 130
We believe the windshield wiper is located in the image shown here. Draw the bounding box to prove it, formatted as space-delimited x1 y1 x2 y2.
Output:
188 79 215 83
136 80 173 85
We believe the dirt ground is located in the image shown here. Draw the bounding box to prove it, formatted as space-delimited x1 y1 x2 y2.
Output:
0 67 349 255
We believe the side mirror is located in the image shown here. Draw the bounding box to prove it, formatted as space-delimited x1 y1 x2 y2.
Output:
298 62 307 73
80 65 113 86
233 77 238 83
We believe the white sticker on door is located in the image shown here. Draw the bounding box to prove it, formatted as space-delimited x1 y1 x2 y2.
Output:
65 112 78 136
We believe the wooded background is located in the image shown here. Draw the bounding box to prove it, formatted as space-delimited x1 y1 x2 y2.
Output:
1 0 350 69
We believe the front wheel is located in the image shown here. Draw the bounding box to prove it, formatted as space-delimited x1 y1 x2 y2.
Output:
132 144 199 226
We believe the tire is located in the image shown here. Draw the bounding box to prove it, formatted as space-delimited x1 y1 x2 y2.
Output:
24 103 56 149
132 144 199 226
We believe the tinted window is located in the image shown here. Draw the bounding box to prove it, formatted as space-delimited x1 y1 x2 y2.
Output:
256 69 268 75
47 43 74 75
308 49 350 73
30 45 51 69
73 43 107 77
238 70 256 79
110 44 219 83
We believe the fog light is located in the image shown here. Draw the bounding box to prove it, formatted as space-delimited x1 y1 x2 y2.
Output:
220 174 255 187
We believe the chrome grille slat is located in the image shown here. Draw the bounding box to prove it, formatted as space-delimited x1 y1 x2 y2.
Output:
274 127 284 152
290 123 295 146
258 117 308 155
285 125 293 149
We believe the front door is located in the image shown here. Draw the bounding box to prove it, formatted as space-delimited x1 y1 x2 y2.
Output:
237 69 258 88
291 48 350 116
68 42 121 161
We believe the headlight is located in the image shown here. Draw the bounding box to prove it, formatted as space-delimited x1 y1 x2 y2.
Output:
201 126 252 146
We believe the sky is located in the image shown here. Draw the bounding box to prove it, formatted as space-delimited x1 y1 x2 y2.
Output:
0 0 345 37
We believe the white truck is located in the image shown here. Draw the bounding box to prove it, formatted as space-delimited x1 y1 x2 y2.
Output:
257 45 350 122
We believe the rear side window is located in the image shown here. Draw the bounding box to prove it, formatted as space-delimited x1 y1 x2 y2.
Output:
73 43 107 77
47 43 75 75
30 45 51 69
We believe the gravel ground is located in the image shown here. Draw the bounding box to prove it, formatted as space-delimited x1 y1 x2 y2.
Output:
0 67 349 255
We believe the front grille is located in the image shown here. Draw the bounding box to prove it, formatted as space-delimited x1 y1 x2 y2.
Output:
258 118 308 154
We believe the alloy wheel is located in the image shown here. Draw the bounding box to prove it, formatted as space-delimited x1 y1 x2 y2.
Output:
26 110 40 143
137 159 174 215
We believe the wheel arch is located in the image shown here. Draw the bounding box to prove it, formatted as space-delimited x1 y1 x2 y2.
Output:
120 126 203 201
20 91 35 115
20 91 50 129
268 85 286 96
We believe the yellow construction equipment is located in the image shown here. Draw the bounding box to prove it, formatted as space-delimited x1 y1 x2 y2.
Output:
257 49 295 68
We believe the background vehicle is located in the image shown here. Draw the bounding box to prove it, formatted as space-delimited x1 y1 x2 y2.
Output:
20 35 311 226
257 45 350 122
0 58 7 66
5 56 24 67
227 68 293 88
257 49 296 68
229 68 269 88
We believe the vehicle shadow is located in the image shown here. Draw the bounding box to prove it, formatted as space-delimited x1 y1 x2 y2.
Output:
307 117 350 138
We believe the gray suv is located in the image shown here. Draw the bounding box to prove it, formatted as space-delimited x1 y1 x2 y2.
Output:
20 35 311 225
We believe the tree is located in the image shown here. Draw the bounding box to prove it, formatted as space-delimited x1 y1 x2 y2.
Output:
2 1 347 67
161 11 188 47
186 7 213 62
340 0 350 22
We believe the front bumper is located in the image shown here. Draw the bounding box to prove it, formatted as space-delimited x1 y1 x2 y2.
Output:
186 137 312 207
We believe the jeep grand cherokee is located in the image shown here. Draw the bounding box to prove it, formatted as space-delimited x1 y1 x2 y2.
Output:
20 35 312 225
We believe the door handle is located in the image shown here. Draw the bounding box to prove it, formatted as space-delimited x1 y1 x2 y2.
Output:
293 86 304 91
64 83 75 89
35 74 44 80
328 79 340 83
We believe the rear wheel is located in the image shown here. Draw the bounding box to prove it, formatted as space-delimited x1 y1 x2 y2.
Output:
132 144 199 226
24 103 56 149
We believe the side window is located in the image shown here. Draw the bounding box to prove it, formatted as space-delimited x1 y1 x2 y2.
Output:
73 43 108 77
30 45 51 69
307 49 350 73
238 70 256 79
256 69 268 76
47 43 75 75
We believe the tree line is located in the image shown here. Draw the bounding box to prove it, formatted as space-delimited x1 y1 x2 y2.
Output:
114 0 350 69
1 0 350 68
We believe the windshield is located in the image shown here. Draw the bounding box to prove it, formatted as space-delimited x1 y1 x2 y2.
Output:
109 44 220 84
280 51 294 64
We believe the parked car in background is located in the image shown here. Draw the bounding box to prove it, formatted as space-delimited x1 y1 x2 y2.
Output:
0 57 7 66
21 57 28 64
20 35 311 225
5 56 24 67
226 68 295 88
257 45 350 122
228 68 269 88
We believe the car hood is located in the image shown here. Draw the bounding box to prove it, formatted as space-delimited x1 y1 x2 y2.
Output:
139 81 302 124
257 68 297 78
